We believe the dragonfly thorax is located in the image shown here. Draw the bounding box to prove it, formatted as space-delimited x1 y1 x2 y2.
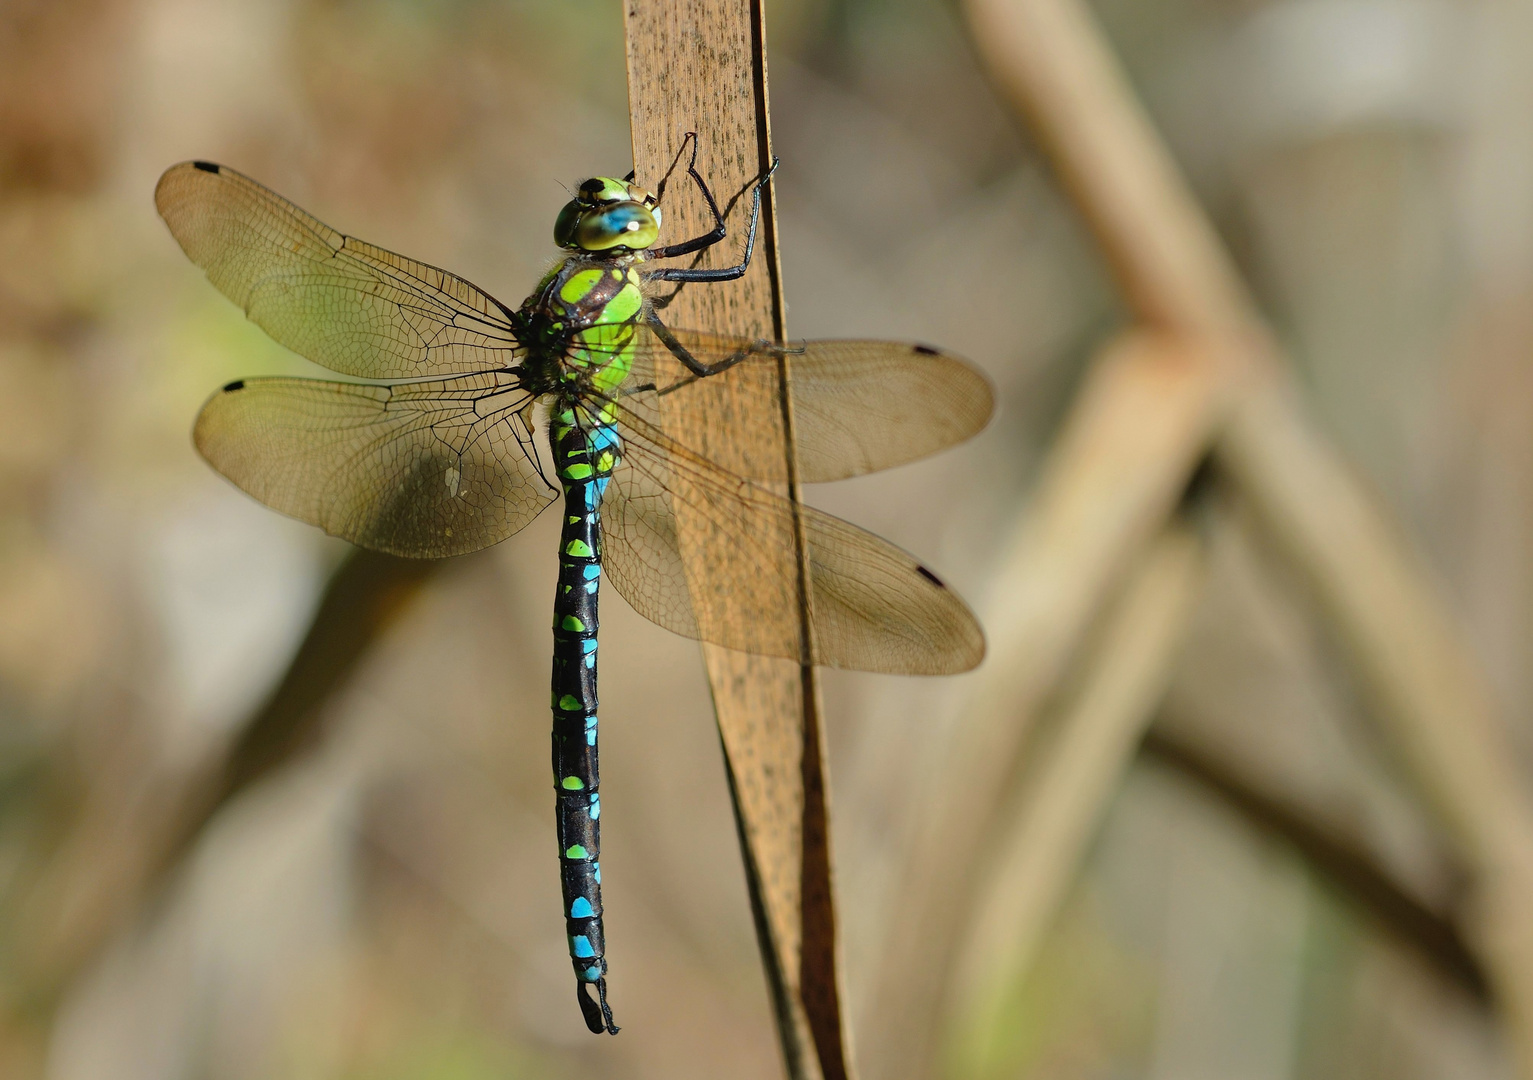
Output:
518 254 647 397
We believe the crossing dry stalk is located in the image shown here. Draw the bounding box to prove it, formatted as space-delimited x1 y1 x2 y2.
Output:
949 518 1207 1063
904 0 1533 1076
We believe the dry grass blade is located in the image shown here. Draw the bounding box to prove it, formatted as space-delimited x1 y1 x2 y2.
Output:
623 4 852 1078
162 548 441 868
1219 382 1533 1061
949 518 1206 1071
962 0 1533 1072
1141 725 1488 1000
9 547 437 1016
962 0 1258 340
1220 388 1533 856
865 331 1219 1078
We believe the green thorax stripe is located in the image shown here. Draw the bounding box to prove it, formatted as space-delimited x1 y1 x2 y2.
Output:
547 262 644 395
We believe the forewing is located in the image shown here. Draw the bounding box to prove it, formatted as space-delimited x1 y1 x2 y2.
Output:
195 374 554 557
624 327 993 481
157 161 524 379
600 410 984 675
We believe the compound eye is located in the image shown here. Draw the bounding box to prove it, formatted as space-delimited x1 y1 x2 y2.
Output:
553 199 584 248
575 203 659 251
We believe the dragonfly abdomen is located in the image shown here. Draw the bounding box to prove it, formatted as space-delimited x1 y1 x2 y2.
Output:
549 406 621 1035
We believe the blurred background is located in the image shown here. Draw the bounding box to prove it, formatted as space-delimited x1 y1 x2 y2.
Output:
2 0 1531 1076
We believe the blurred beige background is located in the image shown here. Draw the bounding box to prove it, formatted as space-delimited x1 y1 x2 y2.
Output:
3 0 1533 1077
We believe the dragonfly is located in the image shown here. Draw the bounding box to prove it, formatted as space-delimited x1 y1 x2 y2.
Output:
156 137 990 1035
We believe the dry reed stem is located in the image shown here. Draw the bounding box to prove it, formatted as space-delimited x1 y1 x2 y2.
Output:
11 548 439 1010
1141 724 1487 999
865 330 1221 1077
1219 388 1533 857
964 0 1258 342
964 0 1533 1072
624 5 853 1078
948 518 1206 1063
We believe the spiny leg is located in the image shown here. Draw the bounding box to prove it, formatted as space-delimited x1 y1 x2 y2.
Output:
642 311 789 384
651 130 698 208
648 134 726 261
646 155 780 277
613 136 693 231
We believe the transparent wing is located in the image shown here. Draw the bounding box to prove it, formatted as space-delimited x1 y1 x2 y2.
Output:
195 373 555 557
623 327 993 481
157 161 525 379
600 407 984 676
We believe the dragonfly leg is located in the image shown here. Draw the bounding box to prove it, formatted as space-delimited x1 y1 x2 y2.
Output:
646 157 780 275
623 131 694 193
648 132 720 260
651 130 698 207
643 310 781 382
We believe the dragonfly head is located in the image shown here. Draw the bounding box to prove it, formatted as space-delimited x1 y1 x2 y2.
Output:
555 177 662 253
